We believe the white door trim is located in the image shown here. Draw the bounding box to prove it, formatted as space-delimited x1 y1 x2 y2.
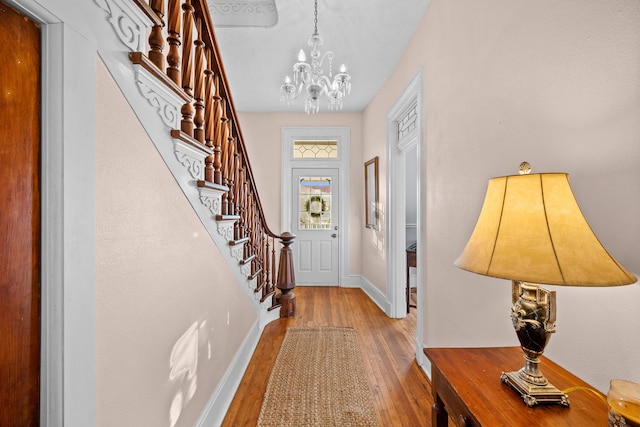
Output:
7 1 99 426
282 127 350 286
386 70 424 348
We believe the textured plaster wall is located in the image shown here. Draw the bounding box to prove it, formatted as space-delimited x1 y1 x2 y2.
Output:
238 112 364 276
364 0 640 392
95 60 257 427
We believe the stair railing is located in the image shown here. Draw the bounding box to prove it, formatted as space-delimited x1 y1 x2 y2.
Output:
130 0 296 317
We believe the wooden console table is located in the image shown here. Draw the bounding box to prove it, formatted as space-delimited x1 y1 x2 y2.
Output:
424 347 608 426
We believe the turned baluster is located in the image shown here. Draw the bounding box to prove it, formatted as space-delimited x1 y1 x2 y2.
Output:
225 137 236 217
265 236 271 291
251 195 258 267
166 0 181 85
257 227 265 290
219 107 231 215
193 16 205 144
212 80 223 185
148 0 165 71
256 232 267 292
203 47 214 182
252 217 259 279
180 0 195 137
270 235 277 295
251 194 257 264
232 147 242 238
236 161 245 240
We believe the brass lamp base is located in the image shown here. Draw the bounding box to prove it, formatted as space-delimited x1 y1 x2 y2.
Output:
501 371 569 407
506 281 570 408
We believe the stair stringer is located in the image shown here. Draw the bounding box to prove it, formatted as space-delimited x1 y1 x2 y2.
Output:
91 0 280 329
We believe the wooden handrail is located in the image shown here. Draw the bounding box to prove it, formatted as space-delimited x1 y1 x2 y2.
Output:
131 0 296 317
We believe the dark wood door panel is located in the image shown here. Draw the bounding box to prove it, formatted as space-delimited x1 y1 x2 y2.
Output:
0 2 41 425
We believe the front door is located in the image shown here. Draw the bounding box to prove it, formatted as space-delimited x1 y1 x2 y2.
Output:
292 168 339 285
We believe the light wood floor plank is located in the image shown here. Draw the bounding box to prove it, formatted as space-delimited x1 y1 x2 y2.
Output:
221 286 433 426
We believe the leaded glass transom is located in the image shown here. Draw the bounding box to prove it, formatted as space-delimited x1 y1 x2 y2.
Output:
398 104 418 140
293 140 338 159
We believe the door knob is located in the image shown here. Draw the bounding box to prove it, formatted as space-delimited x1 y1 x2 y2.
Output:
331 233 337 238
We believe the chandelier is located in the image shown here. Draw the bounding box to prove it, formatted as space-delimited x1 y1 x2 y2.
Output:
279 0 352 114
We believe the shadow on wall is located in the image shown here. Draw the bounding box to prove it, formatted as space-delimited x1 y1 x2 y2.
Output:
169 320 214 427
369 207 385 258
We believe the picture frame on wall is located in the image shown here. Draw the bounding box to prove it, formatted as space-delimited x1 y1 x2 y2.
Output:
365 156 379 229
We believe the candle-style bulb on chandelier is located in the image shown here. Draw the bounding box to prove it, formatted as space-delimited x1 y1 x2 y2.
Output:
280 0 352 114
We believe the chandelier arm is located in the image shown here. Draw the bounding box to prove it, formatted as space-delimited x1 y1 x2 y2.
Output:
315 75 334 92
314 51 335 69
289 82 306 100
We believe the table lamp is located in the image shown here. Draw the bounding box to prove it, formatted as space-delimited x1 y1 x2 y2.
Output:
455 162 637 407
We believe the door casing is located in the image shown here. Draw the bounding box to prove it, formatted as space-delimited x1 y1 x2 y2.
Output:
386 69 426 364
281 127 350 287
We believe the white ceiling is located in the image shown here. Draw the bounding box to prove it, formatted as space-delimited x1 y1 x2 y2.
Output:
209 0 431 113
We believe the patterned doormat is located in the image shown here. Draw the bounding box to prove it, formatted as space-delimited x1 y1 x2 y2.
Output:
257 326 379 426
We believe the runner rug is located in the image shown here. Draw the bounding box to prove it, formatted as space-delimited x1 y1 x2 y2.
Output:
257 326 379 427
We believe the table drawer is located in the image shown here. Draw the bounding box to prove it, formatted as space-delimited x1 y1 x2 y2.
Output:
433 368 478 427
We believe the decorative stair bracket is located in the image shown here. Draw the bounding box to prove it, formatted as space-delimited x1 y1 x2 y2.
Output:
94 0 151 52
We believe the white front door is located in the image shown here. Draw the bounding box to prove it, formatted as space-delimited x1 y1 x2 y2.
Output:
292 168 340 285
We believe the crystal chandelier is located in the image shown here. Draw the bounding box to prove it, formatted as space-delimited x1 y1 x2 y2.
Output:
279 0 352 114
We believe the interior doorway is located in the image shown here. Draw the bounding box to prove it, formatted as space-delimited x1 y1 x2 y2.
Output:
386 70 424 360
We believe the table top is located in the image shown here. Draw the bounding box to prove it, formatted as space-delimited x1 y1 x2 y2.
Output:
424 346 609 426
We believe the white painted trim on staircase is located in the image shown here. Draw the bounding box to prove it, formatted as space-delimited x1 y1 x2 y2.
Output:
194 320 262 427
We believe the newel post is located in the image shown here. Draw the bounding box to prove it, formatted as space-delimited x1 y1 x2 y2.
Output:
276 232 296 318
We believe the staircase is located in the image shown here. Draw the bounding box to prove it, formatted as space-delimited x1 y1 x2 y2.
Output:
93 0 296 326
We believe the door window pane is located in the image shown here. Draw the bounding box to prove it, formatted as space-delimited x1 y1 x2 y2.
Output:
299 176 332 229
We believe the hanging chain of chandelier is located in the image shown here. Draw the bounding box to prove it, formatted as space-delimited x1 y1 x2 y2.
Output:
279 0 352 114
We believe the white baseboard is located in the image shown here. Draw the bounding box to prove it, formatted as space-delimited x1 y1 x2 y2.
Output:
359 275 392 315
416 340 432 381
340 274 362 288
194 320 262 427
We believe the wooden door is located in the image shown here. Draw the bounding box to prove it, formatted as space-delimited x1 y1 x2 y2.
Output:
0 2 41 425
292 168 340 285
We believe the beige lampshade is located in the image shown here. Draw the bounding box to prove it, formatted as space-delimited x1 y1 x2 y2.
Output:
455 172 637 286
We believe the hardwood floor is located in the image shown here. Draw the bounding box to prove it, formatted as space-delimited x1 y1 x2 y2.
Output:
222 286 433 426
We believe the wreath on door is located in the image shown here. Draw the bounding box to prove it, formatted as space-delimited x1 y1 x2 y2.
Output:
305 195 327 218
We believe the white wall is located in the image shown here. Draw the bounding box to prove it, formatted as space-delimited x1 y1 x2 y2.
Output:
363 0 640 392
96 60 257 427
